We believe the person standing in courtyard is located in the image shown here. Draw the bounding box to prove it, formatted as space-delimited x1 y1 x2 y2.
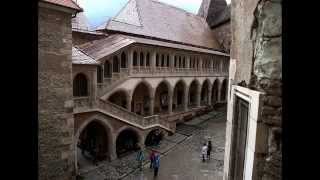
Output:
136 147 145 171
207 140 212 160
149 150 156 169
201 143 208 162
153 152 160 177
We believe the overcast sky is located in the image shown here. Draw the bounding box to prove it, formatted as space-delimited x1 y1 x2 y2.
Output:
76 0 230 29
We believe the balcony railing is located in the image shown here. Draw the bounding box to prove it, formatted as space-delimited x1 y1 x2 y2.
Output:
74 97 174 131
129 67 228 77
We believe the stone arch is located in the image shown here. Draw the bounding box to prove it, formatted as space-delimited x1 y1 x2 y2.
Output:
154 80 171 114
188 79 200 107
75 116 115 171
115 126 143 157
73 73 89 97
201 79 211 106
131 80 153 97
131 80 153 116
173 79 187 111
108 89 130 109
212 79 220 104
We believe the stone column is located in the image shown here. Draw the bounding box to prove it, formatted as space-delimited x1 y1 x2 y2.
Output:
143 52 147 67
151 50 156 72
186 56 190 69
101 63 105 80
91 68 97 107
137 51 141 71
217 81 222 102
128 48 133 75
149 96 154 115
196 84 201 107
170 54 175 70
199 57 203 71
110 134 117 161
208 85 212 106
210 59 214 72
219 59 223 74
183 86 189 111
168 89 173 114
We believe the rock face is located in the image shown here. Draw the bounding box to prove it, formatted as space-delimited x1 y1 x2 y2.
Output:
230 0 282 179
38 6 75 180
212 22 231 53
198 0 231 53
251 1 282 179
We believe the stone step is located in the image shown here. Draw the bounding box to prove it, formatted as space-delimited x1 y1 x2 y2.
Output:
164 132 188 143
175 124 201 136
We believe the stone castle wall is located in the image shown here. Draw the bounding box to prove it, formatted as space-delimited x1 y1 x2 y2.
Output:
38 6 75 180
231 0 282 179
250 0 282 179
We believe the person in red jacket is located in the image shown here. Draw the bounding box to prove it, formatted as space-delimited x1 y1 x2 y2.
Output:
149 150 156 169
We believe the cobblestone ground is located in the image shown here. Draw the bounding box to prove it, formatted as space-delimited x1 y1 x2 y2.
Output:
79 107 227 180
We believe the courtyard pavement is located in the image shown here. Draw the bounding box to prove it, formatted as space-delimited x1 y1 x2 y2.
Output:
79 107 227 180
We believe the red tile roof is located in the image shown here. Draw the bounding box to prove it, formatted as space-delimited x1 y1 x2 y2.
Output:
42 0 82 11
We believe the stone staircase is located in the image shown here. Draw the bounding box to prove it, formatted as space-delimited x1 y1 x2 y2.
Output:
97 70 129 97
97 100 175 132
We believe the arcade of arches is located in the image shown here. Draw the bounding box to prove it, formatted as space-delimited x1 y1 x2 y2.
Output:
76 116 166 166
103 78 228 115
72 46 229 172
74 76 228 117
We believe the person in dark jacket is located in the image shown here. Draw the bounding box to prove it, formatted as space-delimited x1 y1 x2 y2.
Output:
207 140 212 160
153 152 160 177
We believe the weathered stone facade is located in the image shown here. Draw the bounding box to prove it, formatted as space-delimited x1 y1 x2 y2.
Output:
224 0 282 179
198 0 231 53
250 1 282 179
38 3 77 180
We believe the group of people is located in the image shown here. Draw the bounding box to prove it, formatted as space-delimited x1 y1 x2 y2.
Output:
201 140 212 162
136 148 161 177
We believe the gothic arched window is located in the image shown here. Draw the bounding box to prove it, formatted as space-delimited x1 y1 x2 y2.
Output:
73 73 88 97
121 52 127 68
